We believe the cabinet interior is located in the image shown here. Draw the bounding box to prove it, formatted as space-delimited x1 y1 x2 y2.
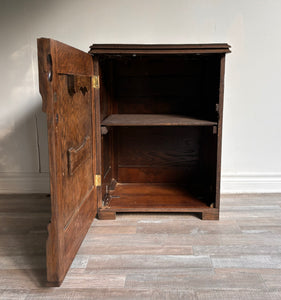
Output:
99 54 220 211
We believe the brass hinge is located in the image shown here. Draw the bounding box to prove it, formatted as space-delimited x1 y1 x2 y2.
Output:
92 75 100 89
95 174 101 187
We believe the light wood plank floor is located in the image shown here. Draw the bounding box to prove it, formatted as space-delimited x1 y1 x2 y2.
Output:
0 194 281 299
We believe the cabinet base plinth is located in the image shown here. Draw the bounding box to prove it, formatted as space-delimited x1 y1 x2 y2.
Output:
201 210 219 220
98 210 116 220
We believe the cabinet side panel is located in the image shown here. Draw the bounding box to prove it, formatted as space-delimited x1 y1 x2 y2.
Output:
215 54 226 209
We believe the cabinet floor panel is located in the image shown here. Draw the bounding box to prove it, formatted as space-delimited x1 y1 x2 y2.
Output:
101 114 217 126
103 183 211 212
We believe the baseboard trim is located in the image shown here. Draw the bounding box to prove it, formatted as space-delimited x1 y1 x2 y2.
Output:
0 172 50 194
0 172 281 194
221 173 281 193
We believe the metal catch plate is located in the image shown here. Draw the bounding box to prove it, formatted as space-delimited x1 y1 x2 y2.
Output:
92 76 100 89
95 174 101 187
213 126 217 134
216 103 219 112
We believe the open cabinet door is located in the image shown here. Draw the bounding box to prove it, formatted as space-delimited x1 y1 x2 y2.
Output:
38 38 99 286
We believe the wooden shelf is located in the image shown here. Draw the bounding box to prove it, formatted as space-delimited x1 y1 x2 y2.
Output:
101 114 217 127
102 183 211 212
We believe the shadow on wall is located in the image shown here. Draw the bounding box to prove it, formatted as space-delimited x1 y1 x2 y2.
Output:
0 95 50 192
0 38 50 192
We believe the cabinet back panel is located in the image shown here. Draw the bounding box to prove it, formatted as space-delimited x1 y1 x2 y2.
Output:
115 57 202 116
101 55 220 120
117 127 201 183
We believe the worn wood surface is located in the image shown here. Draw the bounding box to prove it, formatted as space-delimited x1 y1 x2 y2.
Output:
37 38 98 286
107 55 220 120
38 40 229 284
117 126 202 185
89 43 231 54
0 193 281 299
104 183 211 210
215 54 226 210
101 114 217 126
97 50 224 219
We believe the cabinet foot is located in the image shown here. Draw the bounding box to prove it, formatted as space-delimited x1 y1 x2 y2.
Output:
98 210 116 220
201 210 219 220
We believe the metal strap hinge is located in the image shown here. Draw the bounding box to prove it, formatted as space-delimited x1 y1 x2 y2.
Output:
103 194 120 207
95 174 101 187
92 75 100 89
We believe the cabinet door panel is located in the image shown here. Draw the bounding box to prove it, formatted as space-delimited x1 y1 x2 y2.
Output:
38 38 98 286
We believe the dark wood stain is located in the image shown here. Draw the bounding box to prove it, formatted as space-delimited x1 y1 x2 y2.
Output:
102 114 217 126
89 43 231 54
37 38 98 286
38 39 230 285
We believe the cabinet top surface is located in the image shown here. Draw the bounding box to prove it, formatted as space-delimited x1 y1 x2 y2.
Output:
89 43 231 54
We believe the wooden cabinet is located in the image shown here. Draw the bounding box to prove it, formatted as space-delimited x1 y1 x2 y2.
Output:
38 39 230 285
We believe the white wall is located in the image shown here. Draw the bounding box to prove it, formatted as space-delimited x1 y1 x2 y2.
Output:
1 0 281 193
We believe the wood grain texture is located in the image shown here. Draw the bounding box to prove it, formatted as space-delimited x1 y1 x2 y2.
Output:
86 254 212 271
89 43 231 54
195 290 281 300
125 272 265 290
78 243 193 256
67 136 91 176
97 211 116 220
97 50 223 220
100 184 217 216
93 56 103 212
107 55 220 121
202 210 219 220
26 288 197 299
116 126 202 184
215 54 226 210
102 114 217 126
211 255 281 269
37 38 98 286
1 194 281 298
38 41 231 285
